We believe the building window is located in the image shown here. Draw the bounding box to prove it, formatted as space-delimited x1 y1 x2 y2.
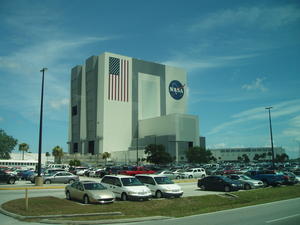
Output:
73 143 78 153
88 141 95 155
72 106 77 116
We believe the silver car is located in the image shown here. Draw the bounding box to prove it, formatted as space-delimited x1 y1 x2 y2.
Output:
42 171 79 184
65 181 115 204
227 174 264 190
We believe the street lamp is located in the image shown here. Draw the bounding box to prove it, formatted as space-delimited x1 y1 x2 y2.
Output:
265 106 275 168
35 68 47 186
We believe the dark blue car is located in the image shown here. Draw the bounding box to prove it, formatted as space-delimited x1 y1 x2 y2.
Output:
245 171 284 187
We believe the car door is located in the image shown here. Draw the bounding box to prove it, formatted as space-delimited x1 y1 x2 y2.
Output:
53 172 65 183
112 177 123 198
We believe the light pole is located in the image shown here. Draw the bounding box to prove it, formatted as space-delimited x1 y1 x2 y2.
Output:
136 120 139 166
265 106 275 168
35 68 47 186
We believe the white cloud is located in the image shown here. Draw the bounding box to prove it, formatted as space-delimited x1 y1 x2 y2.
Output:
207 99 300 135
162 53 257 72
189 5 300 31
242 77 268 92
50 98 69 110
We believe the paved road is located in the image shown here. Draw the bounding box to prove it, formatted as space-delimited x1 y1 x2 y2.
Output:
120 197 300 225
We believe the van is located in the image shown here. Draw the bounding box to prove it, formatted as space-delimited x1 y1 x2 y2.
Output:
101 175 152 201
136 174 183 198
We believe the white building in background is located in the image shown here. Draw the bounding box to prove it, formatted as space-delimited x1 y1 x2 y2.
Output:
210 147 286 162
68 52 201 164
9 152 54 165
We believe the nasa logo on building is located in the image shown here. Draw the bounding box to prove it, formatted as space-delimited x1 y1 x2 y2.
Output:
169 80 184 100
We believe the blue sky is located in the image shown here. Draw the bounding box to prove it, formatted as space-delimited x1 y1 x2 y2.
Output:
0 0 300 158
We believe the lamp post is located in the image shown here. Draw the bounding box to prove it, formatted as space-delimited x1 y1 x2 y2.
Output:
35 68 47 186
136 121 139 166
265 106 275 168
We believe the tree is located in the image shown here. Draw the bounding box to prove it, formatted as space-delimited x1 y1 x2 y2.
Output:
253 154 260 161
52 146 64 164
144 144 174 165
237 156 243 162
69 159 81 166
0 129 17 159
242 154 250 164
185 147 213 164
275 153 289 163
45 152 50 163
260 153 266 162
102 152 111 166
19 143 29 160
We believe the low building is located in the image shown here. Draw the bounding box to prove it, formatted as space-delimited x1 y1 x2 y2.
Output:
210 147 286 162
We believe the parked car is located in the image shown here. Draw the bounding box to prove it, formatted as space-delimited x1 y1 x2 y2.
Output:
155 171 181 180
136 174 183 198
245 171 284 187
280 172 298 185
38 171 79 184
119 166 156 176
65 181 115 204
227 174 264 190
180 168 206 179
197 175 243 192
0 170 17 184
101 175 152 201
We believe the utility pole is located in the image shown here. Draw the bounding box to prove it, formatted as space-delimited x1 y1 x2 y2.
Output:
36 68 47 186
266 107 275 168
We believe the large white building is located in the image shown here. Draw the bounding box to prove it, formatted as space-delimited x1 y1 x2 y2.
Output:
68 52 200 163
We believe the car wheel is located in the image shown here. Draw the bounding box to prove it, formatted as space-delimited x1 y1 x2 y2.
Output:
262 180 268 187
176 176 180 179
7 178 16 184
188 175 193 179
155 190 163 198
68 179 75 184
224 186 231 192
200 185 206 191
201 174 205 178
244 184 251 190
83 195 89 204
44 180 51 184
121 193 128 201
66 191 72 200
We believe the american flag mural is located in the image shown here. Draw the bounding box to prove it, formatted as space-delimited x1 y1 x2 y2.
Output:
108 57 129 102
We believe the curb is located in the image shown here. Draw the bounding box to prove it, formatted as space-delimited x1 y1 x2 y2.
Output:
0 186 65 190
0 205 172 224
40 216 172 224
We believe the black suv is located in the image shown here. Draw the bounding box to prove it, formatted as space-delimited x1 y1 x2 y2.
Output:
198 175 243 192
0 170 17 184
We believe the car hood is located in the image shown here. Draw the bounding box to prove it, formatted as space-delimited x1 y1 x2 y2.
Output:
88 190 114 198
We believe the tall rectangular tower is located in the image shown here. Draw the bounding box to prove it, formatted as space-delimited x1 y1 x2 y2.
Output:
69 52 199 161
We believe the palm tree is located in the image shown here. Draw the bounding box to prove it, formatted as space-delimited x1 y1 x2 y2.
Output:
45 152 50 164
102 152 111 166
52 146 64 164
19 143 29 160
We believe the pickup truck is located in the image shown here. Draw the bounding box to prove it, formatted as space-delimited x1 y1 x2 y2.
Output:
245 171 284 187
119 166 156 176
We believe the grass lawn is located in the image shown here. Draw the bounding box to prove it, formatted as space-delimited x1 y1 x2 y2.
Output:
2 185 300 221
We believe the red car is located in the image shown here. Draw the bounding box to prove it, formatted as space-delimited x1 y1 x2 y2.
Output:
120 166 156 176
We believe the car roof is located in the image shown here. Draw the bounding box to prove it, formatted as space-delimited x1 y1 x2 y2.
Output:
135 174 166 178
103 174 134 178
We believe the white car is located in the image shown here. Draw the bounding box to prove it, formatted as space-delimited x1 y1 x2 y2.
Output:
180 168 206 179
101 175 152 201
136 174 183 198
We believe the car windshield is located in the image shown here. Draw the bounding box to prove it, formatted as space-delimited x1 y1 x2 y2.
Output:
154 177 174 184
221 176 234 182
186 169 193 172
83 182 106 190
121 177 144 186
239 175 251 180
